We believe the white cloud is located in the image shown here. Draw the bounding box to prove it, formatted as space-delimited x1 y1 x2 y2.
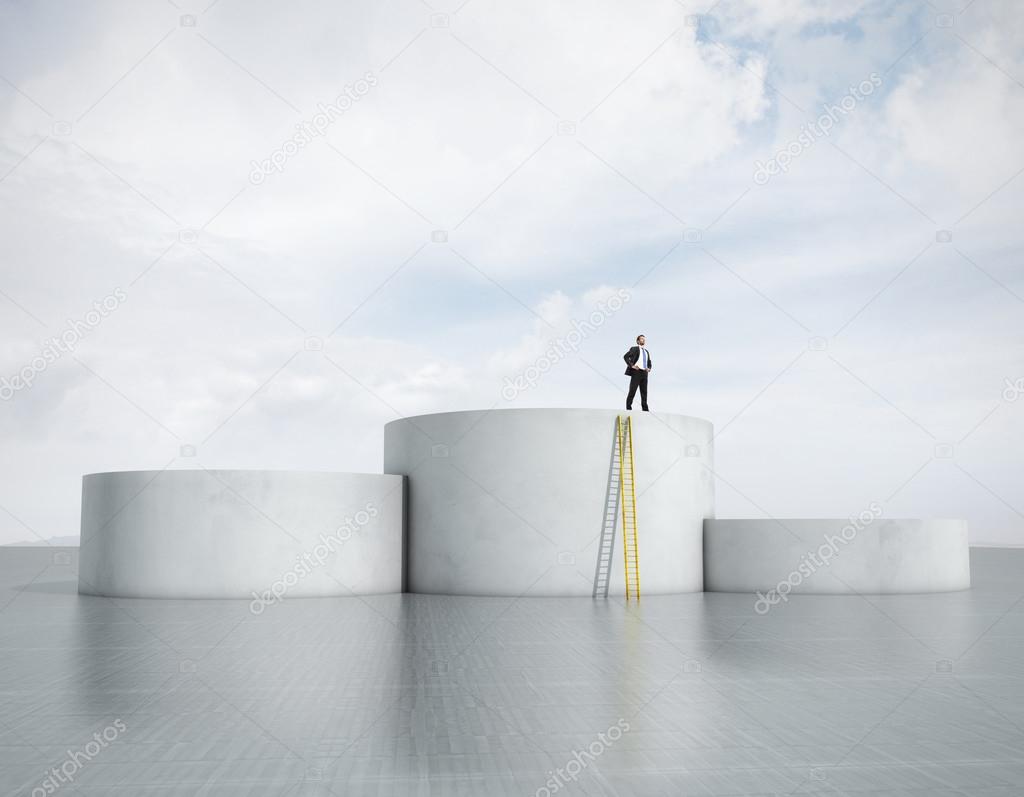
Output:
1 0 1022 546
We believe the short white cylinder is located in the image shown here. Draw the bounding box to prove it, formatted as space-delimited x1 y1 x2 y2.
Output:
703 517 970 594
79 470 405 599
384 408 715 596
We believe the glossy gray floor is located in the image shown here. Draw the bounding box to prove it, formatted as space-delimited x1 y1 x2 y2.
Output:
2 548 1023 796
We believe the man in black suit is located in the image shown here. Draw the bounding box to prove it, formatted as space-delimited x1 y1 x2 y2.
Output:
623 334 652 411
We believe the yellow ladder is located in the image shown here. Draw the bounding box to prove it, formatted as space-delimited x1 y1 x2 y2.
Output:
617 415 640 600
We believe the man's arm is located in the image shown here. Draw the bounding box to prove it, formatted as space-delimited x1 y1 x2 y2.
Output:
623 347 634 366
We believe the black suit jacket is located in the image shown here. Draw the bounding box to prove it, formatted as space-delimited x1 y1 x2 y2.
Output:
623 346 652 376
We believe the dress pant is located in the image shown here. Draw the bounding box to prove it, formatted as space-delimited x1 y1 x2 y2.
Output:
626 371 649 411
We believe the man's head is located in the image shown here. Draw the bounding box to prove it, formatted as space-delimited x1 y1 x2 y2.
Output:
636 335 646 346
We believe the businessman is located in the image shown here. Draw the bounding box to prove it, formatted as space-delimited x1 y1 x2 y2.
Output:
623 334 651 411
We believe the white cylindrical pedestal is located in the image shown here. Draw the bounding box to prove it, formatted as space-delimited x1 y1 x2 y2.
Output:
79 470 404 599
704 517 970 594
384 408 714 596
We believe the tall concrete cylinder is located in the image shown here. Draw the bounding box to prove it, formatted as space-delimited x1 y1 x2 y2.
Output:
384 408 714 596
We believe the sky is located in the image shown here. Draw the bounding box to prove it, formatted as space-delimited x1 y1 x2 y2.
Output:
0 0 1022 546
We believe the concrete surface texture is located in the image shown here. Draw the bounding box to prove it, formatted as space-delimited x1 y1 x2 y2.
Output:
704 517 971 594
384 408 715 596
78 470 405 599
3 545 1022 795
